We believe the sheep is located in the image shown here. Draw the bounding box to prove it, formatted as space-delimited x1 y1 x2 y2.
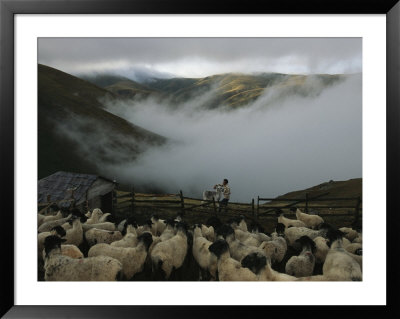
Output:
136 220 154 236
345 243 362 255
275 209 306 228
323 229 362 281
38 214 72 233
82 221 116 232
43 235 122 281
259 224 287 264
291 207 324 229
64 216 85 247
339 227 359 242
40 211 63 225
86 208 103 224
88 232 153 279
218 224 266 262
241 253 296 281
85 210 92 218
285 236 316 277
151 215 166 236
84 228 123 247
237 215 248 232
201 224 215 242
98 213 112 223
111 226 138 248
38 213 46 227
150 222 188 280
313 236 329 264
192 225 218 280
284 223 331 247
353 233 362 244
159 219 176 242
42 244 84 260
38 226 67 260
208 239 257 281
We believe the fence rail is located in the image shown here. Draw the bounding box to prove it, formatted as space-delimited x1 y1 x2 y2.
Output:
112 189 362 224
38 188 362 226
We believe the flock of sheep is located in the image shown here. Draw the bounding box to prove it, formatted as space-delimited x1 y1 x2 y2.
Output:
37 205 362 281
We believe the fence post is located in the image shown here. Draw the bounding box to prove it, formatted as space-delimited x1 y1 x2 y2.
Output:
257 196 260 217
179 190 185 215
252 198 255 217
353 196 361 225
212 197 217 216
305 193 309 213
131 187 135 216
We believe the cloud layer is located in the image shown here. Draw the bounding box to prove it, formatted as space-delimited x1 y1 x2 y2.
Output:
38 38 362 78
101 74 362 202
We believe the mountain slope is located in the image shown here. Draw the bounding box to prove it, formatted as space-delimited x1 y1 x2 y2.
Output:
81 74 158 99
38 64 166 179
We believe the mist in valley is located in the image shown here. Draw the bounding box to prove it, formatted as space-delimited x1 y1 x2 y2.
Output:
101 74 362 202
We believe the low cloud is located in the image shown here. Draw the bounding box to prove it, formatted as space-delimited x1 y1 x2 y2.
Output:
100 74 362 202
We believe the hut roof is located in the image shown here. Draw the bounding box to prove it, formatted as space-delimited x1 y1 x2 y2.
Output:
38 171 115 207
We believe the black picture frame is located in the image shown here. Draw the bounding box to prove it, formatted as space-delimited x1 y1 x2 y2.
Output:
1 0 399 317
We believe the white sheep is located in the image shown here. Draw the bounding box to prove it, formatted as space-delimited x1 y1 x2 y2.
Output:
151 215 166 236
82 222 116 232
111 226 138 248
208 239 257 281
338 227 359 242
159 219 176 242
64 216 84 247
86 208 103 224
88 232 153 279
238 216 248 232
38 214 72 233
285 236 316 277
84 228 123 247
150 223 188 279
284 225 329 247
221 225 266 262
43 235 122 281
40 211 63 225
292 207 324 229
353 233 362 244
192 225 218 280
136 220 154 236
201 224 215 242
42 244 84 260
345 243 362 255
241 253 296 281
37 226 67 260
259 230 287 264
313 236 329 264
275 209 306 228
323 229 362 281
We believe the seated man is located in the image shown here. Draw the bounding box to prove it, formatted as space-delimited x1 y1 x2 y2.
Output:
214 178 230 212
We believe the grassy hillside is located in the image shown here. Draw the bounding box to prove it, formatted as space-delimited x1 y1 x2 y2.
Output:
81 74 158 99
145 72 344 109
79 71 346 109
38 64 166 179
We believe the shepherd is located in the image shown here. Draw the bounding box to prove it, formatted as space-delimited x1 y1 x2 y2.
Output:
214 179 231 212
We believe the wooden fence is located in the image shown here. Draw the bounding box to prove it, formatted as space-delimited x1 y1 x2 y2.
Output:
112 189 362 224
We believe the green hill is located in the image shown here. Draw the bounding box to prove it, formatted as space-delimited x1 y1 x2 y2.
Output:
145 73 345 109
38 64 166 179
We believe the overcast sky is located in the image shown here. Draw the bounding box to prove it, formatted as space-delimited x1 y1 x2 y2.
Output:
38 38 362 78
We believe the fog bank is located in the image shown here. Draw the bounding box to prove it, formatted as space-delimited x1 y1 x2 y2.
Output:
103 74 362 202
